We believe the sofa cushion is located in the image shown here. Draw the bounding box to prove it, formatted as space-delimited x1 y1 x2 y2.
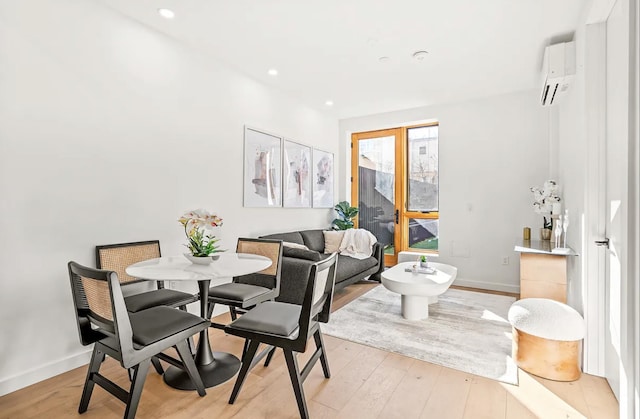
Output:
300 230 326 252
335 254 378 283
323 230 345 254
282 241 309 250
283 247 323 261
260 231 305 246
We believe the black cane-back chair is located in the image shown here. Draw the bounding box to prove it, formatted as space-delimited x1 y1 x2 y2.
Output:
68 261 208 419
224 253 338 419
206 238 283 327
96 240 199 313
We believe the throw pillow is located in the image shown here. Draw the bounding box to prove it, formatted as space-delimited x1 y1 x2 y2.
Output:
323 230 345 254
282 247 323 261
282 241 309 250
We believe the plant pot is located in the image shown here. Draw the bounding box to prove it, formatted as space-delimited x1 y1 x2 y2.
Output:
540 228 552 241
420 261 429 269
184 253 220 265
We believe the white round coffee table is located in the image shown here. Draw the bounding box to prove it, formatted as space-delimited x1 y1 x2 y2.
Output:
381 261 458 320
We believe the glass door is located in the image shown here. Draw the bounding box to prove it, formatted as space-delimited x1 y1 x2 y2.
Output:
351 128 402 266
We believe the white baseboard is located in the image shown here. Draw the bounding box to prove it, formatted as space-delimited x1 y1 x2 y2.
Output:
453 277 520 295
0 349 92 397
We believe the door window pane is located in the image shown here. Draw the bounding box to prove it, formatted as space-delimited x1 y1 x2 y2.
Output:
357 136 395 252
407 126 438 212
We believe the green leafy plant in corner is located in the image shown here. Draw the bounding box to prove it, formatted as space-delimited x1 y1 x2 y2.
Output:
332 201 359 230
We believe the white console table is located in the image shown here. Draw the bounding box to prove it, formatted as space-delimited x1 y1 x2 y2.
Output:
514 240 578 303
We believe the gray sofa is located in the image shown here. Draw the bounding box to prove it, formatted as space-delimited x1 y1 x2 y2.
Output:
259 229 385 305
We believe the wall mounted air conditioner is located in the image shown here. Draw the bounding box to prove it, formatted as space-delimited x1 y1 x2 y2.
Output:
540 41 576 106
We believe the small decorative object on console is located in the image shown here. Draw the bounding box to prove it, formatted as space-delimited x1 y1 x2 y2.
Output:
530 180 561 239
553 209 572 254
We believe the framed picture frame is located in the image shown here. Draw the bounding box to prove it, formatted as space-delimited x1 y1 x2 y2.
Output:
283 140 312 208
312 148 334 208
243 127 282 207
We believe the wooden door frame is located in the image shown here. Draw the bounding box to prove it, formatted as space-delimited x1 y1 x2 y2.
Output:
351 127 404 266
351 123 440 266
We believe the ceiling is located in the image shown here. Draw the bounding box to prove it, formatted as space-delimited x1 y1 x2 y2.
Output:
99 0 586 119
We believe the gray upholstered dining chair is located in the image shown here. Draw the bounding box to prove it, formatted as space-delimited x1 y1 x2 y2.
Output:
97 240 199 369
223 253 338 419
67 261 208 419
205 238 283 328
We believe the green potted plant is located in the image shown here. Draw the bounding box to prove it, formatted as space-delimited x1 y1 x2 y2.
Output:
178 209 224 264
419 255 429 268
332 201 359 230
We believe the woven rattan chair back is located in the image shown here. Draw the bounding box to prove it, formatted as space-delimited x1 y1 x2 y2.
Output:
68 264 118 341
81 275 114 322
236 239 280 276
96 241 161 285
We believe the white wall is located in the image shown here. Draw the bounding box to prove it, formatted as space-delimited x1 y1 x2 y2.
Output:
0 0 338 395
339 91 550 292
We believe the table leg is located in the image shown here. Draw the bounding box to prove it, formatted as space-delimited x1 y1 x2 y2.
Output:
164 279 241 390
401 295 431 320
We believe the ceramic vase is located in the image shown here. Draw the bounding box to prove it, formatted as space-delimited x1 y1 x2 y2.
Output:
540 228 552 241
184 253 220 265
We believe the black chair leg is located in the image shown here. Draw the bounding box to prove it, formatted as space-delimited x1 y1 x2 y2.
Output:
179 305 196 353
313 330 330 378
123 360 151 419
229 340 260 404
206 301 215 319
151 357 164 375
175 340 206 397
78 347 103 413
242 339 249 359
229 307 238 321
264 346 277 367
284 350 309 419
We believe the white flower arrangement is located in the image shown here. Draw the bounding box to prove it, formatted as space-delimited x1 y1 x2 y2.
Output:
530 180 561 229
178 209 224 256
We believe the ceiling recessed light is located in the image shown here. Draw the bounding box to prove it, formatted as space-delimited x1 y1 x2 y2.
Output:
325 100 334 106
412 50 429 61
378 56 390 63
158 8 175 19
267 68 278 76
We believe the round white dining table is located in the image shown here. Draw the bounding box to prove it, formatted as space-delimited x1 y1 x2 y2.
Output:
126 252 272 390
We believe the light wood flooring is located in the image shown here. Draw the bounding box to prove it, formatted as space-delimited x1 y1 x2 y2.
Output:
0 283 619 419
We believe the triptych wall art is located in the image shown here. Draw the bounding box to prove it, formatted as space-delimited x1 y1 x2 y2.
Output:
243 126 334 208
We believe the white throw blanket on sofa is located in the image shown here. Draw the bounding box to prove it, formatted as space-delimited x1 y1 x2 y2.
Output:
339 229 377 259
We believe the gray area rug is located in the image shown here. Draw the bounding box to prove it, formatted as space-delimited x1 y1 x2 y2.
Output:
323 286 518 385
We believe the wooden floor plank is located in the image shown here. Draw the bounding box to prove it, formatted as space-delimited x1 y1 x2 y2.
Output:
334 359 406 418
311 344 388 410
419 368 473 419
378 359 441 419
462 376 508 419
505 392 538 419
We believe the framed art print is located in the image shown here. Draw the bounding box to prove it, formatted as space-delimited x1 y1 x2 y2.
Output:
243 127 282 207
312 148 334 208
283 140 311 208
